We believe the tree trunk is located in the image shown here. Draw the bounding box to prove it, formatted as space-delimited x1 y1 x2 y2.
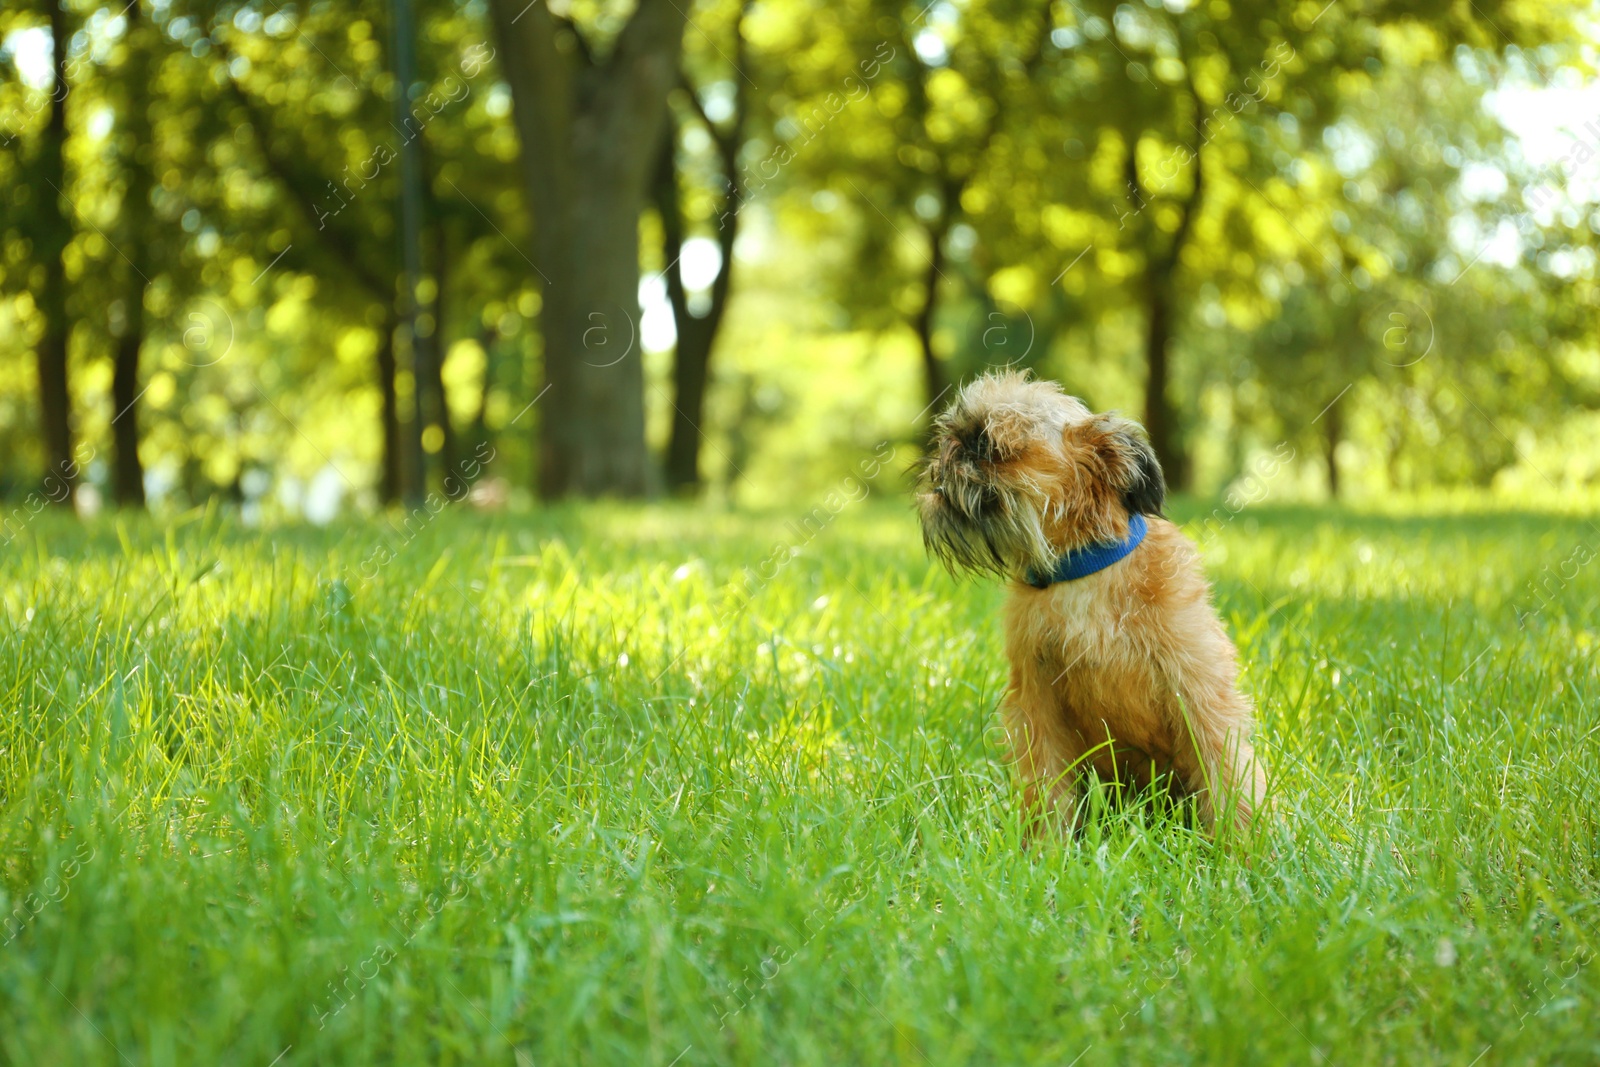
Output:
538 188 654 496
424 216 460 486
1323 391 1342 500
664 328 711 492
472 322 499 441
900 51 953 441
377 318 402 504
112 0 154 508
655 112 738 494
487 0 685 499
1141 280 1184 489
111 334 145 506
35 2 75 505
1131 113 1203 490
1386 421 1404 492
661 13 748 495
391 0 430 506
913 215 952 436
655 128 704 493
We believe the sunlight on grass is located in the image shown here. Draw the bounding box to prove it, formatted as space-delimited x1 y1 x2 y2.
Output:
1 500 1596 1064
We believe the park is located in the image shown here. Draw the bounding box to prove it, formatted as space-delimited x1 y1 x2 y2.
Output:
1 0 1597 1062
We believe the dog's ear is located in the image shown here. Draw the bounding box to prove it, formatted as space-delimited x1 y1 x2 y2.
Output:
1090 415 1166 517
1118 427 1166 516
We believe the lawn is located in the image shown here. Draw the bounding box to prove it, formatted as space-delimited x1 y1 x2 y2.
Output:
1 497 1596 1065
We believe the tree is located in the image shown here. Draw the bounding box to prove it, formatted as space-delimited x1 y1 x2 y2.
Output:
1117 46 1207 489
109 0 158 507
656 0 751 494
888 2 1052 423
1061 0 1578 487
203 2 502 503
30 0 75 504
486 0 686 498
1218 17 1588 496
162 0 540 508
771 0 1055 426
215 50 408 500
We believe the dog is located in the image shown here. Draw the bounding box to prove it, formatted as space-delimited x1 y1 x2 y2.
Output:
916 371 1267 836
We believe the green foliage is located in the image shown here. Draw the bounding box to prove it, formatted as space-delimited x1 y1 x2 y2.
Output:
1 0 1598 502
1 502 1597 1062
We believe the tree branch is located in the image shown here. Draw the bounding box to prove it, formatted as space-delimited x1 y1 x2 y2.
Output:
1164 38 1207 272
550 14 595 67
676 0 750 316
217 55 391 299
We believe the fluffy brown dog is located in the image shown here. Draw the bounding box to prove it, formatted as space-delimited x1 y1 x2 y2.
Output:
917 371 1267 835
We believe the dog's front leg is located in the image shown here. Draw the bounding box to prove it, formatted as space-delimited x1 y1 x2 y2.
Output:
1168 661 1268 835
1001 664 1087 837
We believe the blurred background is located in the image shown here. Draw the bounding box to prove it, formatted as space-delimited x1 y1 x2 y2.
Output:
1 0 1597 522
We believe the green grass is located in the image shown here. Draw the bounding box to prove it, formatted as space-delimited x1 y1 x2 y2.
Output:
1 497 1597 1065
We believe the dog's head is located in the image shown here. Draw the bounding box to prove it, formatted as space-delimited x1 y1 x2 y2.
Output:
916 370 1165 578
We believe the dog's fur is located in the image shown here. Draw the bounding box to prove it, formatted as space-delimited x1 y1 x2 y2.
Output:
917 371 1267 835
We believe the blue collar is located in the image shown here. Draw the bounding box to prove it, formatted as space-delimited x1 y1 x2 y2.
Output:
1024 514 1148 589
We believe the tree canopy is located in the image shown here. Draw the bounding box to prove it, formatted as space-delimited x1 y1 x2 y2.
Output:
0 0 1594 513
